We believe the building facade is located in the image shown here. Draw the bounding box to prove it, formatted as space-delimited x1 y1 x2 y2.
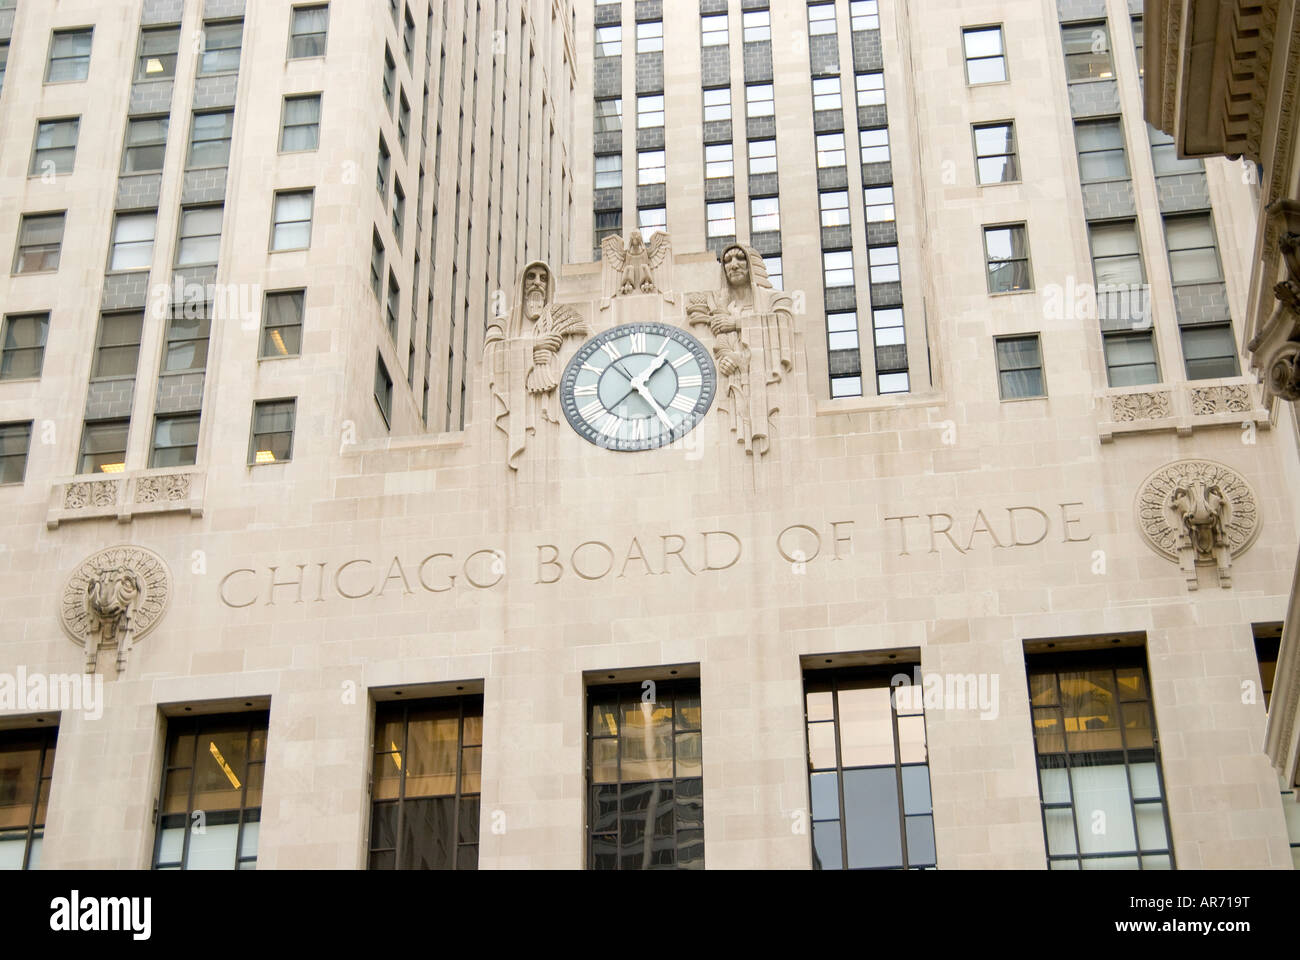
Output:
0 0 1297 870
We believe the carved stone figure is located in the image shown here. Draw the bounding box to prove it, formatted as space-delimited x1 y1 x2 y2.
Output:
484 261 588 470
601 232 672 298
61 545 171 674
686 244 795 456
1170 480 1233 588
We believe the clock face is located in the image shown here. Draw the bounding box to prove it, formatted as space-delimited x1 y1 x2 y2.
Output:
560 322 716 451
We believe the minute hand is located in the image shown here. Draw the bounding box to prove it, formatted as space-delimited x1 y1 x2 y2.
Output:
634 382 676 433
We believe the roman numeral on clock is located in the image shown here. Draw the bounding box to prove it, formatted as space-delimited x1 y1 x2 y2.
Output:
669 394 696 413
598 413 622 437
627 331 647 352
573 384 598 397
671 353 693 369
678 375 702 388
601 342 622 362
579 399 604 421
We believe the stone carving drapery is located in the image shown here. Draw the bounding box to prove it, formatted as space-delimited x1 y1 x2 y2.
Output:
61 545 171 674
484 260 588 470
686 244 794 456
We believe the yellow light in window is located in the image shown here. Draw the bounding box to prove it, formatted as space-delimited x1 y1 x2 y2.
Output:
390 742 402 770
255 450 277 464
146 58 166 75
270 330 288 356
209 741 242 790
100 463 126 474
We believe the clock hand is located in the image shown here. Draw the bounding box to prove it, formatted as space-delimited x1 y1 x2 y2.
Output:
630 353 669 391
633 382 676 433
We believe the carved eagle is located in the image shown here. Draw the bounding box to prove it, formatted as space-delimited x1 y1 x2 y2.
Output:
602 231 671 295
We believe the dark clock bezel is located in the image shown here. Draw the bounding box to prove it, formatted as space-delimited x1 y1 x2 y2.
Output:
559 322 717 451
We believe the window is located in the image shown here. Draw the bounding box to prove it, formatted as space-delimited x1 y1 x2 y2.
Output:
704 143 733 179
377 136 391 197
637 150 665 185
812 77 842 111
595 209 622 246
594 154 622 189
382 49 396 113
831 375 863 398
1089 220 1144 287
1255 625 1281 713
375 355 394 425
1104 332 1159 387
751 197 780 232
122 116 169 174
109 211 156 271
703 87 731 123
963 25 1006 84
639 206 667 241
150 415 200 468
386 273 400 338
47 28 93 83
827 312 859 352
701 14 728 46
746 83 774 118
92 312 144 379
153 712 267 868
0 314 47 382
823 250 854 287
1062 21 1114 81
200 20 243 75
78 420 129 474
1180 325 1239 380
767 255 784 290
706 201 735 238
261 291 305 358
0 420 33 484
176 206 223 266
289 4 329 59
879 371 910 394
402 8 416 66
250 400 296 463
0 42 8 95
1132 16 1145 77
0 727 57 869
984 223 1032 292
268 191 314 253
804 665 935 870
995 334 1045 399
1163 213 1221 284
1148 125 1203 176
136 25 179 81
280 94 321 151
392 180 405 244
587 679 703 870
637 20 663 53
973 121 1018 184
595 97 622 132
859 128 890 164
13 213 65 275
863 186 895 222
816 133 846 168
1028 649 1173 869
742 10 770 42
820 191 851 227
856 71 885 106
850 1 880 31
30 118 79 177
161 309 210 374
398 92 411 153
1074 118 1128 181
596 26 621 57
637 94 664 129
808 3 836 34
371 231 385 298
748 138 777 175
187 110 234 168
369 695 483 870
868 245 900 284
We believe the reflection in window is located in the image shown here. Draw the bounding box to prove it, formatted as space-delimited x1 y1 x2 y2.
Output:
1028 652 1174 869
587 679 703 870
804 666 935 869
153 712 267 869
0 726 57 870
369 695 482 870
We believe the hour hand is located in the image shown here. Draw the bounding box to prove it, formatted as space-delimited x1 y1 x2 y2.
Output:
631 353 669 391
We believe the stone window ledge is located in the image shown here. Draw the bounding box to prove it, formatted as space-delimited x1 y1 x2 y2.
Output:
46 467 205 529
1098 377 1270 443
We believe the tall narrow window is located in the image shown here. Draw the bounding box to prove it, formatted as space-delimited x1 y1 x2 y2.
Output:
963 25 1006 84
109 211 157 271
1028 648 1174 869
636 20 663 53
375 354 394 425
816 133 846 168
1089 220 1144 286
1061 21 1114 81
1103 332 1159 387
0 421 33 484
995 334 1046 399
386 273 401 338
856 71 885 106
92 312 144 379
973 121 1018 184
289 4 329 59
751 197 780 232
30 118 79 177
1075 118 1129 182
78 420 130 474
706 201 735 238
704 143 733 179
804 665 935 869
382 49 397 114
637 150 666 185
746 83 775 118
594 97 622 132
47 29 93 83
587 678 703 870
595 26 621 57
13 213 65 274
701 14 728 46
808 3 836 34
271 190 314 251
280 94 321 152
637 94 664 129
1163 213 1221 284
850 1 880 31
742 10 770 42
1148 125 1203 176
249 400 296 464
0 726 57 869
260 291 305 358
121 116 169 174
187 110 235 168
984 223 1032 293
1 314 50 381
369 695 483 870
703 88 731 122
136 25 180 81
150 414 200 468
748 138 777 175
594 154 621 189
176 205 224 266
199 20 243 75
812 77 842 111
161 309 210 374
371 231 385 298
153 712 267 869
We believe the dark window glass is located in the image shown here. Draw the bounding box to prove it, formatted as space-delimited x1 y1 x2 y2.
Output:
984 223 1032 293
1062 21 1115 82
261 291 305 358
974 121 1018 184
13 213 65 274
1103 331 1159 387
369 695 482 869
0 313 50 380
78 419 130 474
150 414 200 468
587 679 704 870
153 712 267 869
162 309 211 373
0 421 33 484
136 25 180 81
996 334 1046 399
122 116 169 174
92 311 144 379
1254 625 1281 713
1028 650 1174 870
0 727 57 869
249 399 295 464
1075 117 1128 182
375 355 394 425
1180 323 1239 380
30 118 79 176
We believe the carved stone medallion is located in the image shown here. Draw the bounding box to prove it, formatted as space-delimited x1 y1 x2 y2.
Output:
1135 460 1260 590
60 544 172 673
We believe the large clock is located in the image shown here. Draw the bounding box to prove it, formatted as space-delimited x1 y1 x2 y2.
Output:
559 322 716 451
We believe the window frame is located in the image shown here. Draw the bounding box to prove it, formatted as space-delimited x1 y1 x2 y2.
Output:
175 204 225 268
0 726 58 868
149 413 201 469
121 114 170 175
91 310 145 381
972 120 1019 185
12 211 66 275
0 312 50 383
994 333 1047 400
983 221 1034 294
186 109 235 170
134 24 180 83
198 18 244 76
260 290 306 360
108 210 158 274
29 117 80 178
270 190 314 253
288 3 330 60
962 24 1008 85
279 93 323 153
249 399 297 465
45 27 93 84
77 418 131 475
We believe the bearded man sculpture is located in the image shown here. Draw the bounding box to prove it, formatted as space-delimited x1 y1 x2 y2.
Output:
687 244 794 456
484 261 587 470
